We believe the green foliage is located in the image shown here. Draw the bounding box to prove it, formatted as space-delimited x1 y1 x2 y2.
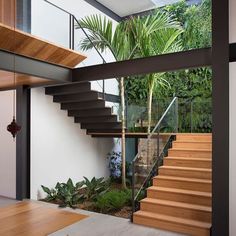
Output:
82 177 110 201
41 185 57 202
55 179 84 208
41 177 110 208
96 189 132 213
164 0 212 49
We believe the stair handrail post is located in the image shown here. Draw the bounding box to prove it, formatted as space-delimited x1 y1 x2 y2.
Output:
175 97 179 133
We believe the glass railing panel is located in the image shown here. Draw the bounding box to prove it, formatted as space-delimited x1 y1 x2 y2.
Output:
132 97 178 212
30 1 70 48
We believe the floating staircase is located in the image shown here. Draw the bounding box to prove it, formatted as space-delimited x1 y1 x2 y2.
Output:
133 133 212 236
45 82 122 134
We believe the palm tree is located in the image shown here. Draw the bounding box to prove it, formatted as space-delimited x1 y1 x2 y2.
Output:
126 13 183 133
76 11 182 186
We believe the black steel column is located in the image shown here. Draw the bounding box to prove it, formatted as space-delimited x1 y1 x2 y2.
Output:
16 86 31 200
212 0 229 235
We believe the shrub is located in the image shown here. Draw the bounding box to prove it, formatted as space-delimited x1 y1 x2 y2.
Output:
41 178 84 208
83 177 110 201
41 185 58 201
96 189 132 213
55 178 84 208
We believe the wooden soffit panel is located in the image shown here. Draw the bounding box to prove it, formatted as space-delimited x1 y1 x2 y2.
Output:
0 23 87 68
0 69 55 89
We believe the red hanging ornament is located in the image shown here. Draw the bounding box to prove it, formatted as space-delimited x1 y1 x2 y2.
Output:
7 116 21 138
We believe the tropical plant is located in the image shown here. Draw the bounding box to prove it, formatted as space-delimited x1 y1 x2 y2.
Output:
125 12 183 133
55 178 84 208
96 189 132 213
77 12 183 184
82 176 110 201
41 185 58 202
77 15 139 189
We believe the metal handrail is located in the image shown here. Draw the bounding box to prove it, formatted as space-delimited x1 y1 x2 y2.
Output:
131 96 178 220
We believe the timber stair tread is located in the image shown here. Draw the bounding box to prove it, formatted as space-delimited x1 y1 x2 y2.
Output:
154 175 212 184
133 211 211 229
159 165 212 172
147 186 212 198
174 140 212 143
165 157 212 161
169 148 212 152
140 198 211 212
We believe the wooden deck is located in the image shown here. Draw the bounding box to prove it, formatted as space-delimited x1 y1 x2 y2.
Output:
0 201 87 236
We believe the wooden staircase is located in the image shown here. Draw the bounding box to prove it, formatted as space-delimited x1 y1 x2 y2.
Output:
45 82 122 134
133 133 212 236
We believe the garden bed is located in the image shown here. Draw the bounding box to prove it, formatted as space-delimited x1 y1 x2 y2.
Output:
40 177 133 219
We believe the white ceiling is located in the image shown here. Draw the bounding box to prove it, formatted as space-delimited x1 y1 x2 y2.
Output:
96 0 183 17
96 0 156 17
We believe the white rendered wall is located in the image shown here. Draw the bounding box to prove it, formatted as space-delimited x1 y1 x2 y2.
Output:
31 88 115 199
229 0 236 235
0 91 16 199
30 0 120 199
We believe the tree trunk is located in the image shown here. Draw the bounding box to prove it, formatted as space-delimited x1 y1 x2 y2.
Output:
147 79 155 134
120 77 127 189
146 78 155 165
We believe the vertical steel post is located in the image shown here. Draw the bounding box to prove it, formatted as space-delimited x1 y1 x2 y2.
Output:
175 97 179 133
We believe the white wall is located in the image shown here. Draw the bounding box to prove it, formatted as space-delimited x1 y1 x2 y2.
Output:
30 0 120 200
31 88 115 199
0 91 16 199
229 0 236 235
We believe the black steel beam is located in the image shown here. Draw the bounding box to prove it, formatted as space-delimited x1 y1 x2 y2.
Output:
212 0 229 235
16 86 31 200
72 48 212 82
230 43 236 62
83 0 122 22
0 50 72 82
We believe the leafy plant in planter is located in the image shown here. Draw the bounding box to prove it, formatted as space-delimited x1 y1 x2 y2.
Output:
41 185 58 202
96 189 132 213
82 177 110 201
55 178 84 208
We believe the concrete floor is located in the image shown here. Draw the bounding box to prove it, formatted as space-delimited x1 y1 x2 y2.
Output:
0 196 18 207
0 197 184 236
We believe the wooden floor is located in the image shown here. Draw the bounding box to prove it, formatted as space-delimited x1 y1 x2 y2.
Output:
0 201 87 236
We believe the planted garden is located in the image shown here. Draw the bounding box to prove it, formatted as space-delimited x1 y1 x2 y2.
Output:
41 152 132 218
